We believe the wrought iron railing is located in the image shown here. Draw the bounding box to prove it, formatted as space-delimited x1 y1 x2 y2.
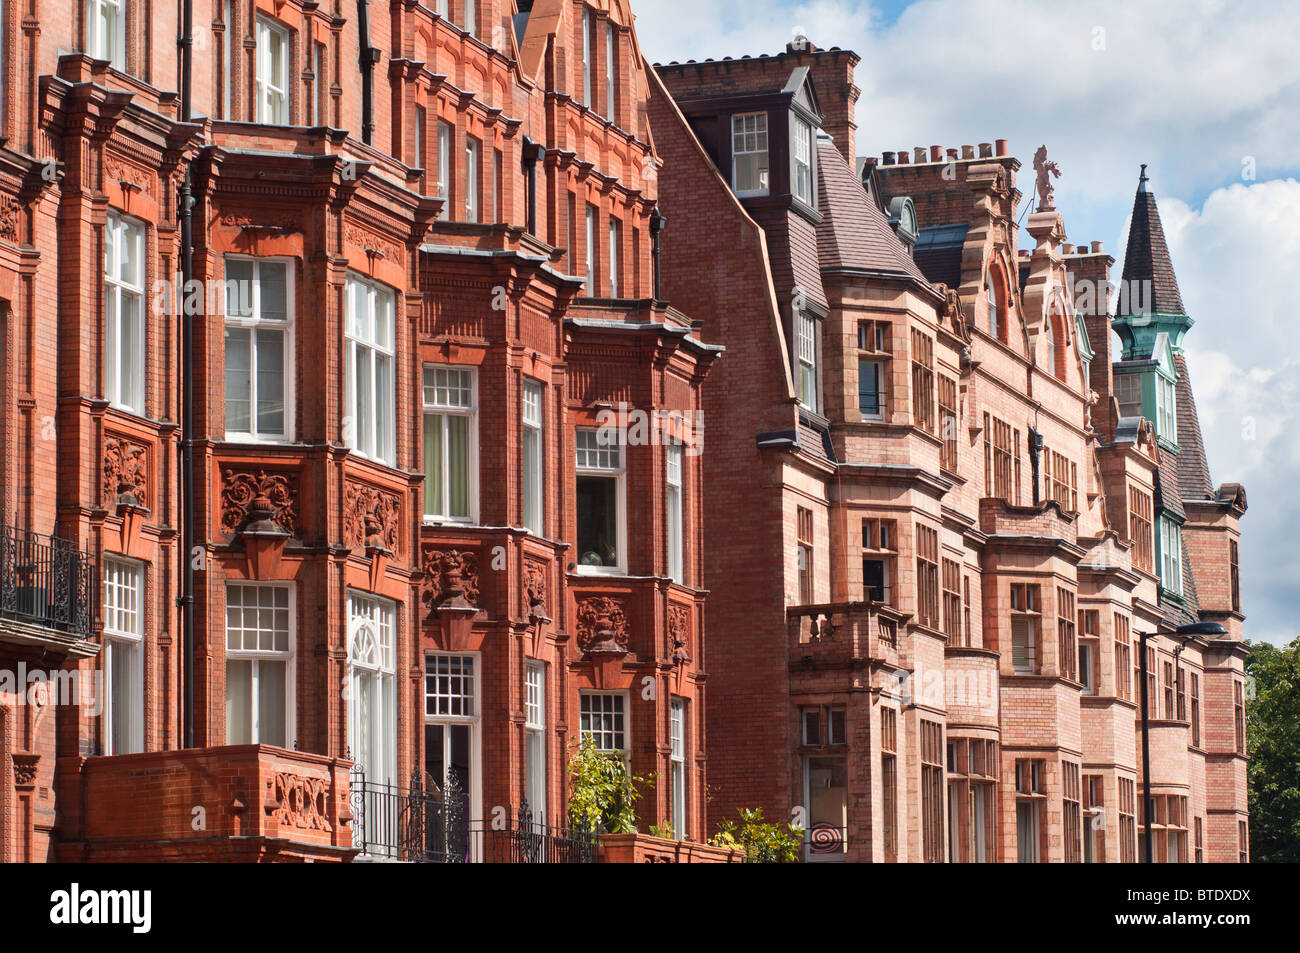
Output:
349 767 596 863
0 520 96 639
469 800 597 864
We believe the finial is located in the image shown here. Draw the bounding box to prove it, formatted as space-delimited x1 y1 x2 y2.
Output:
1138 163 1149 193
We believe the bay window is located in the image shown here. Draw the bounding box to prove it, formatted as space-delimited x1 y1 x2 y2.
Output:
1159 516 1183 594
255 17 289 125
575 427 624 573
345 274 396 466
224 257 292 441
104 211 145 413
225 583 293 747
731 112 769 197
423 365 477 522
102 558 144 755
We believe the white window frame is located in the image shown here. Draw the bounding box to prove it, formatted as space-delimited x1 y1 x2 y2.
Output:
255 16 290 125
579 691 628 755
670 697 687 840
347 591 397 785
524 661 546 823
462 0 476 35
465 136 480 223
859 358 885 421
666 442 683 583
796 311 818 410
422 365 478 523
608 217 621 298
1012 617 1036 674
86 0 126 69
1160 517 1183 595
604 21 616 120
731 112 769 197
1157 373 1177 442
1115 373 1143 419
102 557 144 755
793 117 813 204
224 256 294 443
222 0 232 119
413 104 426 170
585 204 597 293
987 273 1001 339
582 6 592 105
344 273 397 466
424 651 482 849
104 211 145 414
437 121 452 221
1079 641 1097 695
575 427 626 575
522 378 544 536
225 582 295 748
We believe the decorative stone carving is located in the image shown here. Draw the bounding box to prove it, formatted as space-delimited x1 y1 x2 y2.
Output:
343 222 404 264
343 482 400 553
1033 145 1061 210
269 772 333 832
103 436 148 508
11 753 39 787
667 604 691 663
576 596 629 654
524 560 548 621
421 548 480 612
104 154 153 197
221 469 299 536
0 195 19 244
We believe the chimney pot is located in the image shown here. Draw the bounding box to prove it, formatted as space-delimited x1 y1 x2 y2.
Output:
995 139 1008 157
1091 241 1104 253
1018 248 1030 257
962 145 974 159
1063 243 1073 254
930 145 943 162
882 151 896 165
979 142 993 158
946 148 958 161
913 147 926 163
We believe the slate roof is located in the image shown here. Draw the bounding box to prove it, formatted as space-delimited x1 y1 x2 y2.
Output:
913 225 967 288
1172 353 1215 501
815 137 929 283
1117 170 1186 317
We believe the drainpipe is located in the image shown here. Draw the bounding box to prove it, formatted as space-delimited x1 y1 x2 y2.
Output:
650 207 666 301
357 0 378 145
179 0 196 748
521 137 546 236
1028 427 1043 505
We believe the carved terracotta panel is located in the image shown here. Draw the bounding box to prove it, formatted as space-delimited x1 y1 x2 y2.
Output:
221 469 299 536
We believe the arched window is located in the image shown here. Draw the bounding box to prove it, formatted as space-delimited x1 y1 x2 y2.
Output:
986 269 1002 340
348 593 396 787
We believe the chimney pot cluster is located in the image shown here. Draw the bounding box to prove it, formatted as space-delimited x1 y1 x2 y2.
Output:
875 140 1010 167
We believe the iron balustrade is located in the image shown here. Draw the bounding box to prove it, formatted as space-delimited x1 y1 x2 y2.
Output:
349 766 596 863
0 521 96 640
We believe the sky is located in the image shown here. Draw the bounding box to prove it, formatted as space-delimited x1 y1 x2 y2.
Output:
632 0 1300 645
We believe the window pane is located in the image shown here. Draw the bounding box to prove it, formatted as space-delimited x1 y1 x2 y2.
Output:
227 659 253 744
226 259 254 316
255 329 285 434
424 413 444 516
577 475 618 568
121 292 141 409
259 262 288 320
225 327 252 431
258 659 287 746
446 413 469 518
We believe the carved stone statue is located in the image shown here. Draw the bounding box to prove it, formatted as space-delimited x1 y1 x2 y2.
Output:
1033 145 1061 210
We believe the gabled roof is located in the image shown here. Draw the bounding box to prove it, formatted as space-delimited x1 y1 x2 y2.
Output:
815 136 929 283
1172 353 1214 501
1117 166 1185 318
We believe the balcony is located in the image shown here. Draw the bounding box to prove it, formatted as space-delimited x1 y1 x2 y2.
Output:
0 521 96 647
350 768 597 863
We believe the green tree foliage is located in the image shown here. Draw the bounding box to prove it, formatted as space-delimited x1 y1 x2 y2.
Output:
565 736 653 834
709 808 803 863
1245 637 1300 862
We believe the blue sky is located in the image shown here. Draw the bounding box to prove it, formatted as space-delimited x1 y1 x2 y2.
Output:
633 0 1300 644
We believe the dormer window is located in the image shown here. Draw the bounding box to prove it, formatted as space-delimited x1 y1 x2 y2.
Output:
732 112 769 197
1156 373 1177 442
793 119 813 205
796 310 819 410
